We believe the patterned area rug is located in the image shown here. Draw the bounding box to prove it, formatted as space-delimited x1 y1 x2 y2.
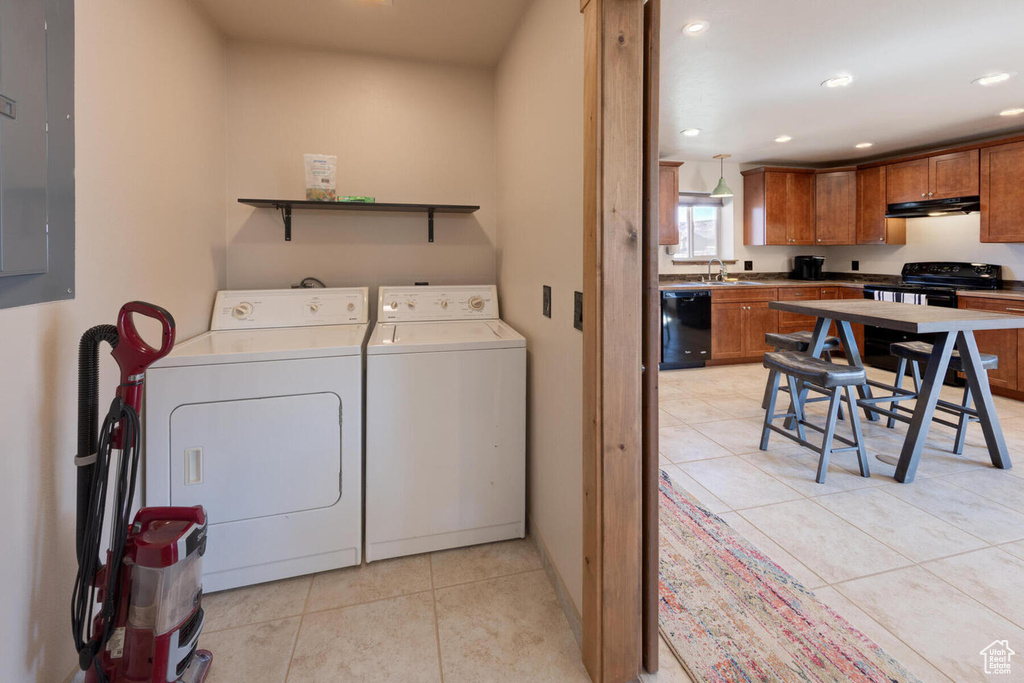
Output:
659 470 922 683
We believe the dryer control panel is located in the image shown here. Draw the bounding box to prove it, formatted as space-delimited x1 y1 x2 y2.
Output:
211 287 369 330
378 285 499 322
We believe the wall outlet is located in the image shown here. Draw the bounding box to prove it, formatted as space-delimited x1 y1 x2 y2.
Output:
543 285 552 318
851 260 860 271
744 260 753 271
574 291 583 331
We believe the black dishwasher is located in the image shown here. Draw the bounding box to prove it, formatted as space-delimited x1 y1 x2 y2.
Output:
660 290 712 370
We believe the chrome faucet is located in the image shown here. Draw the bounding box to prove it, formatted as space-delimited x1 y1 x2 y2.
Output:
707 258 727 282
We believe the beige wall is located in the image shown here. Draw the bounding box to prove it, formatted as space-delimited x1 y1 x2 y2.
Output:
659 160 824 276
0 1 227 678
495 0 584 620
224 42 497 298
826 214 1024 279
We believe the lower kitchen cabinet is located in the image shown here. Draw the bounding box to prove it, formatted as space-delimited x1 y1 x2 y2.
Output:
839 286 866 354
959 296 1023 392
710 288 778 362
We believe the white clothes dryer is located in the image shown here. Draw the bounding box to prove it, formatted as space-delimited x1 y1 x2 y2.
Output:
145 287 369 591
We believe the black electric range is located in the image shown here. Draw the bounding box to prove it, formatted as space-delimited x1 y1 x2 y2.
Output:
861 262 1002 382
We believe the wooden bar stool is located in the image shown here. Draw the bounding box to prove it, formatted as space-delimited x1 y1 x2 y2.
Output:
887 341 999 454
761 351 870 484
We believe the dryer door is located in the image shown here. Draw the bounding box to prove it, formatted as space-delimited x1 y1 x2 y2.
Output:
169 392 342 523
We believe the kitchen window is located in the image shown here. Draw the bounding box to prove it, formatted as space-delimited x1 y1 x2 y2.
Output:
672 193 722 261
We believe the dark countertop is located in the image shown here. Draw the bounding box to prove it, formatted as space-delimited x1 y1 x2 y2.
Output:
957 290 1024 302
659 279 871 291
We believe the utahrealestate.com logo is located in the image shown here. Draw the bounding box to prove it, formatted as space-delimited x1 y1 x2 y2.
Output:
980 640 1015 675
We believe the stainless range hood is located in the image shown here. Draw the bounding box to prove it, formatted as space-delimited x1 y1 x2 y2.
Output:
885 195 980 218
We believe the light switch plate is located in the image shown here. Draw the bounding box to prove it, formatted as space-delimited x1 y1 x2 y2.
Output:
543 285 552 318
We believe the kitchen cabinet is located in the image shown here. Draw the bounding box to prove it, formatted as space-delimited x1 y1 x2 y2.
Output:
980 141 1024 243
856 167 906 244
886 150 979 204
930 150 979 199
659 161 683 246
743 168 815 246
777 286 822 328
711 302 744 359
710 288 778 361
958 296 1022 391
814 170 856 245
838 286 866 356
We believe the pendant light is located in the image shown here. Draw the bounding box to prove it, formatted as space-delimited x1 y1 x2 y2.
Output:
710 153 733 198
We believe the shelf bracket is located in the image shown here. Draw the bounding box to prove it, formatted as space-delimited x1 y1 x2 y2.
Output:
428 208 435 243
279 204 292 241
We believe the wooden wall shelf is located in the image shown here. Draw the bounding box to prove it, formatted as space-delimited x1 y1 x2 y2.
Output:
237 198 480 242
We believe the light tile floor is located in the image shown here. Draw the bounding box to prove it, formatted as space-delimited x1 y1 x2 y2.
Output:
198 538 592 683
660 363 1024 683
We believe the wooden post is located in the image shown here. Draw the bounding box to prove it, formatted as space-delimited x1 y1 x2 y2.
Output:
581 0 645 681
641 0 661 674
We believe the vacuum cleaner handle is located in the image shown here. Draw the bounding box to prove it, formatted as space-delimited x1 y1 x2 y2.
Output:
111 301 176 412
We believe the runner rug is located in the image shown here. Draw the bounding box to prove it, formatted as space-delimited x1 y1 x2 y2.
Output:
659 470 922 683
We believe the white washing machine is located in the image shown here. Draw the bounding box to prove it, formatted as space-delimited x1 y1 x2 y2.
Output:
145 287 369 591
365 285 526 562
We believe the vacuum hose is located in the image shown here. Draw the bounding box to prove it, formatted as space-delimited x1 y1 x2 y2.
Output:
75 325 119 563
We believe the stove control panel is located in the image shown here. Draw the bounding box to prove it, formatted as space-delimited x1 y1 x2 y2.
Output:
378 285 499 322
211 287 369 330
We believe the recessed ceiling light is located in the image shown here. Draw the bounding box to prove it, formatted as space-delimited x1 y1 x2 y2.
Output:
821 75 854 88
682 128 701 137
974 72 1014 87
683 21 709 35
1000 108 1024 116
774 135 792 143
855 142 874 149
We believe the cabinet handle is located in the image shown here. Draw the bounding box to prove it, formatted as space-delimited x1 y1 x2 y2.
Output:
1006 307 1024 313
921 193 927 197
929 192 934 197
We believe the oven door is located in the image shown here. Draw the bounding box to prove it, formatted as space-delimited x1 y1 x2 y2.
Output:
861 288 962 385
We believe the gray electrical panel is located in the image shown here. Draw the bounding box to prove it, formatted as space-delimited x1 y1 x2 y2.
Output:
0 0 74 309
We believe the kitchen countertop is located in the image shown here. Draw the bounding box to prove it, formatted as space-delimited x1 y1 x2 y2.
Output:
956 290 1024 302
659 279 869 291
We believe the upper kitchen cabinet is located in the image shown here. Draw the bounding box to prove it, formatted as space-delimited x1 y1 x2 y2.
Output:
659 161 683 246
742 167 815 246
814 169 856 245
886 149 979 203
885 158 929 203
856 166 905 244
980 140 1024 242
931 150 979 199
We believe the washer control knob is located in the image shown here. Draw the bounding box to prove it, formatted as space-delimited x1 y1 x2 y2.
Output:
232 302 254 320
407 300 416 309
390 300 398 310
347 302 356 312
307 303 320 314
468 295 485 311
440 300 449 309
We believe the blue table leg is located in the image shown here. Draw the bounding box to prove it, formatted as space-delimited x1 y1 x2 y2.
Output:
895 331 956 483
957 330 1012 470
834 320 879 422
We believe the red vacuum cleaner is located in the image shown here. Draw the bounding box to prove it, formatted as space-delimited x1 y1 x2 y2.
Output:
71 302 213 683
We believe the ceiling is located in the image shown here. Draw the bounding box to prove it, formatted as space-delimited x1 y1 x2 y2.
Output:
661 0 1024 165
192 0 531 67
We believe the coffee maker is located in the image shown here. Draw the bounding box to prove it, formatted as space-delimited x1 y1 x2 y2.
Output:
792 255 825 281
